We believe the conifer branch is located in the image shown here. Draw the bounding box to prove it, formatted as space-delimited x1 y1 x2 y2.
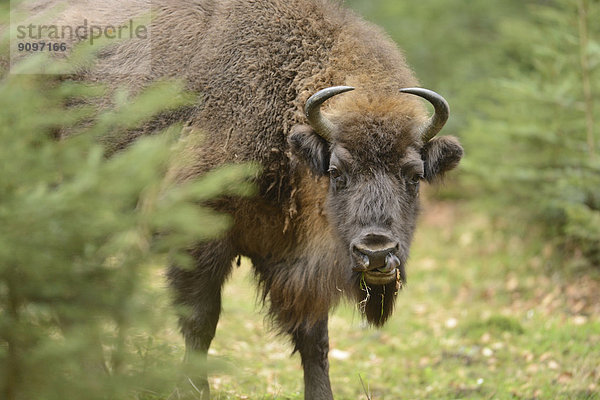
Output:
577 0 596 158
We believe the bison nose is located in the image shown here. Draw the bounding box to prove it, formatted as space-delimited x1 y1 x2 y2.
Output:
351 234 399 272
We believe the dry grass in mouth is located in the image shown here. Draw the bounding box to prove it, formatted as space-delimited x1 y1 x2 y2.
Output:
358 273 371 315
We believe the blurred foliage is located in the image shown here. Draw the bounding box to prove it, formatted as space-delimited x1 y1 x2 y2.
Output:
350 0 600 267
0 0 599 398
462 0 600 266
347 0 525 134
0 32 256 400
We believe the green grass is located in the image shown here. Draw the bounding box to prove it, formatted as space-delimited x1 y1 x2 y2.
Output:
154 199 600 399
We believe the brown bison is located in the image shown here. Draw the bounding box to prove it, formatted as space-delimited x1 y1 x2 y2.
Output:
15 0 463 398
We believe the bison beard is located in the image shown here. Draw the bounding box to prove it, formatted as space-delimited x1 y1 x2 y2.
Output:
354 266 405 327
21 0 464 398
359 281 399 327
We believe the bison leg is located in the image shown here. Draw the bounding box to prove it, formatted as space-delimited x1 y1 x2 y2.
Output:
291 318 334 400
167 241 235 400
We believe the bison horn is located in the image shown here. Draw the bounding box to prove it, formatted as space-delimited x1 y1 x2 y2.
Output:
400 88 449 142
305 86 355 142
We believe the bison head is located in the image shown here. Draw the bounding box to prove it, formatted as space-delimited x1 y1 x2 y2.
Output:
289 86 463 325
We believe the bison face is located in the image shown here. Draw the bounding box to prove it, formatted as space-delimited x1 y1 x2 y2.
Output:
288 86 462 325
289 123 462 325
289 126 463 287
325 145 419 288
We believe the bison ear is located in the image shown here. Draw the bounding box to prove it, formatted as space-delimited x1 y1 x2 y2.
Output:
288 124 330 176
422 136 463 182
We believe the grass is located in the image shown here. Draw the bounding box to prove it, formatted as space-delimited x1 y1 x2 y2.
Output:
153 198 600 399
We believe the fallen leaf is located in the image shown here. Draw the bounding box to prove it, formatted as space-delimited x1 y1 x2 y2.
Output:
445 318 458 329
548 360 560 370
413 303 428 316
526 364 539 374
557 372 573 384
330 349 351 361
506 276 519 291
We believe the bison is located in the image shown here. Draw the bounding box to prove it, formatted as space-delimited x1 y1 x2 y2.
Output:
14 0 463 398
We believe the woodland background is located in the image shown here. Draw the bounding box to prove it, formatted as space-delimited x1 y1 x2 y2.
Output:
1 0 599 399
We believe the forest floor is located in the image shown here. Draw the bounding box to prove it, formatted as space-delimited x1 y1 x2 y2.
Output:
159 198 600 400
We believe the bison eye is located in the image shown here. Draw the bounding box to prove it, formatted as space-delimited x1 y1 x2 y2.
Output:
328 166 341 179
404 171 423 195
401 169 423 184
327 166 346 191
409 173 423 185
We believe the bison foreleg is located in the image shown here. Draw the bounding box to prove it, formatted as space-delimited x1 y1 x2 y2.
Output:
291 318 334 400
167 241 235 400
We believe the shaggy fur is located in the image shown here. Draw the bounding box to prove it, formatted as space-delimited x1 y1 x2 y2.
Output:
19 1 463 398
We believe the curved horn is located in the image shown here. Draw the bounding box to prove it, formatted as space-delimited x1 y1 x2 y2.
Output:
305 86 355 142
400 88 449 142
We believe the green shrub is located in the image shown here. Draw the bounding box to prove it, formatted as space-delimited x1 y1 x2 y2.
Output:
0 35 256 400
462 0 600 266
